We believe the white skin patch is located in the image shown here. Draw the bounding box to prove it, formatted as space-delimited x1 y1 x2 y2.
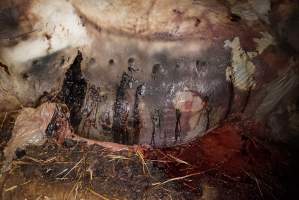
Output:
1 0 90 66
253 32 276 54
224 37 256 91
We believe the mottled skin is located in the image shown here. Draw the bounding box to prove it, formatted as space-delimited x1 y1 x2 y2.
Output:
0 0 298 146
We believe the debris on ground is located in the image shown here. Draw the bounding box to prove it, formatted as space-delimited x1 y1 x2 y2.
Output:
1 103 56 173
0 140 192 200
0 105 293 199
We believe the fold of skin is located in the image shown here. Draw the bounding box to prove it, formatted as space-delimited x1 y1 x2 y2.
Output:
0 0 298 147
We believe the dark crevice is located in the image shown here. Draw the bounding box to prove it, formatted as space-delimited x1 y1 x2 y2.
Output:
151 64 161 80
0 114 15 142
206 107 211 131
15 148 26 159
0 112 17 162
175 109 182 142
204 96 211 131
194 17 201 27
0 62 10 75
150 111 159 146
150 121 156 147
56 51 87 130
22 72 29 79
108 59 114 65
229 13 241 22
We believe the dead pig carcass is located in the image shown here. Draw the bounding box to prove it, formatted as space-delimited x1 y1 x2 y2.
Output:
0 0 298 147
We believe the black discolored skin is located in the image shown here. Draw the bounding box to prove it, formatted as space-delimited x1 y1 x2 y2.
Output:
112 72 132 144
57 51 87 130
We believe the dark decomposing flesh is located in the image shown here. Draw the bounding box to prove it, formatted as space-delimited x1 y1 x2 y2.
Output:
57 51 87 131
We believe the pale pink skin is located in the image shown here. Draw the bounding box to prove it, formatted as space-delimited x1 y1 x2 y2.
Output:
71 134 131 151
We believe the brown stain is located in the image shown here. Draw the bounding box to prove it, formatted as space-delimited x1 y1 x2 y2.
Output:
72 0 237 42
249 47 291 93
144 120 287 198
0 0 39 44
43 33 52 53
0 62 10 75
194 17 201 27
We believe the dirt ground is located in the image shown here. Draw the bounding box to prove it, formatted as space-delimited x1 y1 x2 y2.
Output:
0 139 193 200
0 114 296 200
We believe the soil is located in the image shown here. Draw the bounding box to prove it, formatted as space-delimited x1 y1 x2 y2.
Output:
0 112 295 200
0 139 192 200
